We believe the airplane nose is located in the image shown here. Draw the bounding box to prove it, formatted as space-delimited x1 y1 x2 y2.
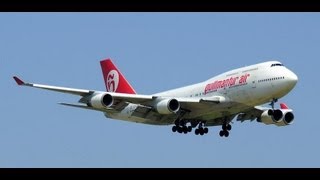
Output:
286 70 298 87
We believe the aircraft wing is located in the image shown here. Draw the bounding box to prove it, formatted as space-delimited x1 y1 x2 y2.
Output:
13 76 150 111
13 76 228 121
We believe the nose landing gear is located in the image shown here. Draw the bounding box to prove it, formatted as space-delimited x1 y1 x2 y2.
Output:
269 98 278 110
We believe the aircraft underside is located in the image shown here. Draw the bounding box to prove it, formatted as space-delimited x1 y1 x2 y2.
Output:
106 98 291 138
106 102 252 137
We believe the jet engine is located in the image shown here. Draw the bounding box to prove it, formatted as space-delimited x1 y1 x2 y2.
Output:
259 109 294 126
88 93 113 109
156 98 180 114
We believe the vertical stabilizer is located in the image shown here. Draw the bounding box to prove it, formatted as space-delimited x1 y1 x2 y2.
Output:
100 59 136 94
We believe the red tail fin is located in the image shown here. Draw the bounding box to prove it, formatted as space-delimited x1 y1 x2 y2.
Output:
100 59 136 94
280 103 289 109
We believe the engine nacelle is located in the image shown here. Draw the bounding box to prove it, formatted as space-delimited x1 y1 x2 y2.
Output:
259 109 294 126
88 93 113 109
155 98 180 114
274 109 294 126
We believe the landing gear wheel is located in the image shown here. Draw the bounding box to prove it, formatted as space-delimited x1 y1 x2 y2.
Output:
177 126 183 133
195 129 200 135
172 126 177 132
199 128 204 136
183 126 188 134
219 130 224 137
224 130 229 137
187 126 192 132
226 124 232 131
204 127 208 134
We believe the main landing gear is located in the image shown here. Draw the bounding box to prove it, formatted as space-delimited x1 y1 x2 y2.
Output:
219 123 232 137
172 120 208 135
172 119 233 138
194 121 208 136
172 119 192 134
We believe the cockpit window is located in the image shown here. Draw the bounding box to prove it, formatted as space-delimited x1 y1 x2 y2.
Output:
271 63 284 67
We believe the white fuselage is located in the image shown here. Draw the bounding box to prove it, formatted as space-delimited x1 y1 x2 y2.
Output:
106 61 298 125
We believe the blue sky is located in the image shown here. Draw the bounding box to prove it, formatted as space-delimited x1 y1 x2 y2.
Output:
1 13 319 167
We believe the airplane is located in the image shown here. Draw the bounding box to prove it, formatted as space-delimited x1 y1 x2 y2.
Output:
13 58 298 137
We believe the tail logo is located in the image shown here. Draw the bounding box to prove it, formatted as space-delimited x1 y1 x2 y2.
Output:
106 70 119 92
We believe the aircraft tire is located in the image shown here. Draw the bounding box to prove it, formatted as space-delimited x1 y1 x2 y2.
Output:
224 130 229 137
177 126 183 133
195 129 200 135
219 130 224 137
204 127 208 134
227 124 232 131
172 126 177 132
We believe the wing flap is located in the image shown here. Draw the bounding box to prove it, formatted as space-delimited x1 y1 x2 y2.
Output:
176 96 228 112
236 106 266 122
130 104 177 124
131 105 153 118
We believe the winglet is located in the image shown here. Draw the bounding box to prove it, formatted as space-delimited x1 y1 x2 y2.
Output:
13 76 25 85
280 103 289 109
